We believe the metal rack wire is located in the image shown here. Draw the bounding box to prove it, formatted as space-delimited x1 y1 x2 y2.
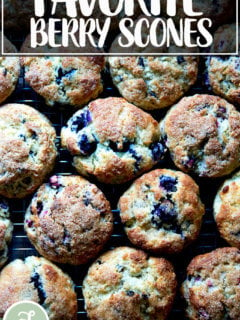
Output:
4 62 231 320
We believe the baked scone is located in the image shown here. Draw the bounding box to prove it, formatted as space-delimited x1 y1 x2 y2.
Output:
181 247 240 320
213 170 240 248
161 94 240 178
206 24 240 105
21 57 105 107
0 256 77 320
61 97 166 184
108 55 198 110
24 175 113 265
118 169 205 254
0 198 13 267
0 34 20 104
83 246 177 320
0 103 57 198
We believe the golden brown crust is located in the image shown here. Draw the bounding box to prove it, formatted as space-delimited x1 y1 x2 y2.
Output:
0 256 77 320
0 104 57 198
213 170 240 248
182 247 240 320
118 169 205 254
25 175 113 265
83 247 177 320
61 97 165 184
161 94 240 178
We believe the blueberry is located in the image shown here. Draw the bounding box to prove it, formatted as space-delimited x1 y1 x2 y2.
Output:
19 134 26 142
3 69 7 76
36 201 43 215
109 140 131 152
56 68 77 85
31 131 38 140
198 308 210 320
150 142 165 161
160 176 178 192
138 57 145 67
177 56 185 64
71 110 92 132
30 273 46 305
126 291 135 296
0 199 8 210
26 219 33 228
216 106 227 119
129 148 142 171
78 134 97 155
63 228 71 251
148 91 157 98
151 200 181 234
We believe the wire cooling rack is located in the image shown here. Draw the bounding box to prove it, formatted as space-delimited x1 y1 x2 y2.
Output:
3 60 234 320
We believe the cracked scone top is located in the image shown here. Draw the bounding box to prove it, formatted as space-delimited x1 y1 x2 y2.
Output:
0 198 12 267
83 246 177 320
61 97 165 184
0 34 20 104
21 56 105 107
108 55 198 110
118 169 205 254
206 24 240 105
181 247 240 320
0 256 77 320
161 94 240 178
213 170 240 248
24 175 113 265
0 104 57 198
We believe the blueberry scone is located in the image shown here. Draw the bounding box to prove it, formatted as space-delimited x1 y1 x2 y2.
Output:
0 256 77 320
214 170 240 248
21 57 105 107
0 198 12 267
83 246 177 320
0 34 20 104
0 104 57 198
181 247 240 320
108 56 198 110
61 97 166 184
161 94 240 178
206 24 240 105
25 175 113 265
118 169 205 254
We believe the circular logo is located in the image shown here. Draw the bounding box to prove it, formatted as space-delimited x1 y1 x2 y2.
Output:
3 301 49 320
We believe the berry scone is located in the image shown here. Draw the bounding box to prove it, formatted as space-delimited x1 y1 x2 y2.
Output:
21 56 105 107
61 97 166 184
181 247 240 320
108 55 198 110
83 246 177 320
0 198 12 267
214 170 240 248
118 169 205 254
25 175 113 265
161 94 240 178
0 33 20 104
0 104 57 198
205 24 240 105
0 256 77 320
